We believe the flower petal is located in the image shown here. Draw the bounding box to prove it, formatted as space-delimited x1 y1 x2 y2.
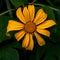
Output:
34 32 45 46
28 5 35 21
37 29 50 37
23 6 30 22
37 20 56 29
26 34 34 50
15 30 25 41
22 33 29 48
7 20 24 33
16 8 26 23
34 9 47 25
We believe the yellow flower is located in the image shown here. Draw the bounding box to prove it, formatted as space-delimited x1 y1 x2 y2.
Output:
6 5 56 50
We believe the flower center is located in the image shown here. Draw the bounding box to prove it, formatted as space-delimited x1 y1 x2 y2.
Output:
24 21 36 33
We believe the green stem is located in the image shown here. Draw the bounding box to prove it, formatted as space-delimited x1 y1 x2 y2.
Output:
34 3 60 12
0 9 14 16
31 0 36 3
6 0 13 17
46 0 54 6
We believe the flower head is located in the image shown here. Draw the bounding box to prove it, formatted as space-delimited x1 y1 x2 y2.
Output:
6 5 56 50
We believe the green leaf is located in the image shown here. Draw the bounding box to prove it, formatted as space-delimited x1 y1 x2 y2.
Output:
43 42 60 60
36 46 45 60
0 38 22 60
51 10 60 43
44 45 56 60
55 44 60 60
44 55 56 60
10 0 28 8
0 45 19 60
10 38 22 48
42 6 55 20
0 16 11 42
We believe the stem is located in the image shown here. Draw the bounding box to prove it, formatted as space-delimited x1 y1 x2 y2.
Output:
34 3 60 12
0 9 14 16
46 0 54 6
31 0 36 3
6 0 13 17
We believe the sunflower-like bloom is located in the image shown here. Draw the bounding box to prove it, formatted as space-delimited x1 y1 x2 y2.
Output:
6 5 56 50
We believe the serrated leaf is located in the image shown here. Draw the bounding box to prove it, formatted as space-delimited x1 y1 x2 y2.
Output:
10 0 28 8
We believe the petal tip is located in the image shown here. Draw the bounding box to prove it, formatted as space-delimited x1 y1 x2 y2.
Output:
6 32 10 37
26 47 33 51
51 20 57 26
40 42 45 46
28 4 34 6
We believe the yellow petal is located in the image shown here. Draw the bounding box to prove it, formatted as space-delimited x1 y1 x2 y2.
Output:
37 29 50 37
7 20 24 33
26 34 34 51
34 9 47 25
23 7 30 22
22 33 29 48
16 8 26 24
15 30 25 41
37 20 56 29
28 5 35 21
35 14 47 25
34 32 45 46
